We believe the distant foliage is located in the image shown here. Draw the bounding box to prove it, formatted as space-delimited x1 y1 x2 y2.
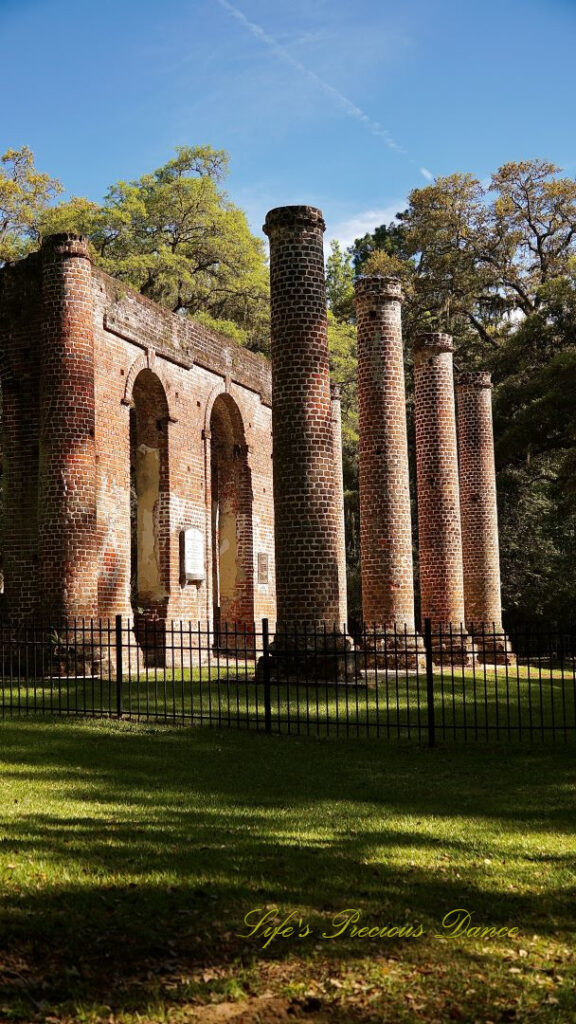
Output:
40 146 271 353
0 146 62 265
327 161 576 626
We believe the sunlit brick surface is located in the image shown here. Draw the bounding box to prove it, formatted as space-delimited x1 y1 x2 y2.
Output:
264 206 343 626
355 276 416 629
0 235 276 624
414 333 466 628
39 235 98 618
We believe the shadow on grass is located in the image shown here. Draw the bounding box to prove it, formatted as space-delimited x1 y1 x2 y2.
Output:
0 718 574 1018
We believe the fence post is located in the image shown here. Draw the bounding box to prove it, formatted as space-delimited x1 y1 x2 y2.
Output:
424 617 435 748
115 614 123 717
262 618 272 734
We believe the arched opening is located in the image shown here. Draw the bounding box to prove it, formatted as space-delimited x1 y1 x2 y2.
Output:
129 369 170 619
210 394 254 641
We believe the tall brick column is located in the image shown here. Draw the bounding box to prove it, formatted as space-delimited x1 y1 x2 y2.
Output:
330 383 348 628
414 333 473 660
456 371 513 663
38 234 98 619
355 277 417 629
263 206 342 627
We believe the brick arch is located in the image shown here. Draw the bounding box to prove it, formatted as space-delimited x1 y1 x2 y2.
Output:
123 350 170 410
130 367 171 632
209 391 254 639
203 379 227 434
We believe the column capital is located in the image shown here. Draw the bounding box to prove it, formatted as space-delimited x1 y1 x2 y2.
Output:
41 233 92 263
456 370 493 391
414 332 453 355
354 275 403 305
263 205 325 236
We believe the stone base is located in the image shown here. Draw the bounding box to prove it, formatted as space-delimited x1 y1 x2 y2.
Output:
428 632 478 668
359 631 426 672
468 631 516 666
257 629 356 683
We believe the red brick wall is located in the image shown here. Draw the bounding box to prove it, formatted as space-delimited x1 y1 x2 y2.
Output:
39 235 98 618
414 333 466 628
0 253 43 618
92 267 276 628
456 371 503 630
355 276 416 630
0 235 276 626
264 206 344 626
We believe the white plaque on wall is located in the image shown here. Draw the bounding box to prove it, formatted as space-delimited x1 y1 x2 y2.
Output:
180 527 205 584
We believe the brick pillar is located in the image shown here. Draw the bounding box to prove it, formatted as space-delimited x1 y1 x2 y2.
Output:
263 206 342 627
38 234 97 619
355 276 417 630
414 334 471 656
456 371 514 663
330 383 348 628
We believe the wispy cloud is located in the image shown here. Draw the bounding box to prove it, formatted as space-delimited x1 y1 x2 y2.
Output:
327 204 405 249
215 0 404 153
420 166 433 181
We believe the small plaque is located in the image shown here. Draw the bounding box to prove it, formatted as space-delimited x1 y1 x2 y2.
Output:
180 528 205 584
257 552 269 585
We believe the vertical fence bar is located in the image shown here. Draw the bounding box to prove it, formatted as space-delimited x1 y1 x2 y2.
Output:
262 618 272 734
424 618 435 748
115 615 123 717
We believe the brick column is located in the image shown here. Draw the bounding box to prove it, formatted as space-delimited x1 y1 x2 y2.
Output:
355 276 417 629
38 234 98 619
330 383 348 628
456 371 514 663
263 206 342 627
414 334 472 659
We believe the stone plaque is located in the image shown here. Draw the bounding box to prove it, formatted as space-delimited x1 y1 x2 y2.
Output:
180 527 205 584
257 552 269 585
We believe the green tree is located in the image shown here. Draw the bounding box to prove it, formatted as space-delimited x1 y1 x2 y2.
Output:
349 220 408 273
0 146 62 265
493 271 576 625
326 240 354 322
41 146 270 352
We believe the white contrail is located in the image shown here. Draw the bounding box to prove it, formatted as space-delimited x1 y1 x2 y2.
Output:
216 0 405 154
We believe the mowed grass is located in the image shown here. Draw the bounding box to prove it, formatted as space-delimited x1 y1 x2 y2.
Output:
0 719 574 1022
2 660 575 742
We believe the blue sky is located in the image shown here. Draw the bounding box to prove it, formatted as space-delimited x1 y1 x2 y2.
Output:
1 0 574 247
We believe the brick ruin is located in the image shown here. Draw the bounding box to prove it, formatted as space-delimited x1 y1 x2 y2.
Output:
0 212 511 661
0 234 276 634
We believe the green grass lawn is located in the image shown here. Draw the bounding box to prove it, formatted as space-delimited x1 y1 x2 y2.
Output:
0 719 574 1022
2 660 575 743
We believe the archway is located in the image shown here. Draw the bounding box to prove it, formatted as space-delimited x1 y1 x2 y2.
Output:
129 369 170 618
210 394 254 640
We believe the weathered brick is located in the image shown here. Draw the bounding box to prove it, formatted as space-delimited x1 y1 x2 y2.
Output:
355 276 416 630
263 206 345 627
0 234 276 628
456 371 514 662
413 333 466 629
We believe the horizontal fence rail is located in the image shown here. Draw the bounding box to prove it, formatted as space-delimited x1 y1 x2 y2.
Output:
0 617 574 744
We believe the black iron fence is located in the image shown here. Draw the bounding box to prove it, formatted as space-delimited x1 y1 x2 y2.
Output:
0 617 574 744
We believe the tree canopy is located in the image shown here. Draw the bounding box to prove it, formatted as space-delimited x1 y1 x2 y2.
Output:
326 159 576 627
0 146 62 265
39 146 270 353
